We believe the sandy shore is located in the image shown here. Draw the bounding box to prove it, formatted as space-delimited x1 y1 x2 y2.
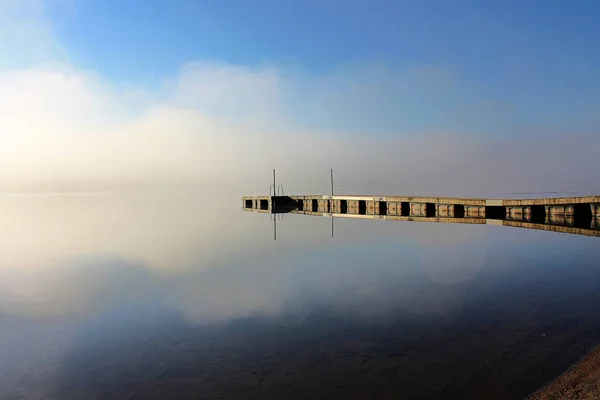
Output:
528 346 600 400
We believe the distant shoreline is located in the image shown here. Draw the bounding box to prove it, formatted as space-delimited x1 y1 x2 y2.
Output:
528 345 600 399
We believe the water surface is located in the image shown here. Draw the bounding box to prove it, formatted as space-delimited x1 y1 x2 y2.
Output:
1 194 599 399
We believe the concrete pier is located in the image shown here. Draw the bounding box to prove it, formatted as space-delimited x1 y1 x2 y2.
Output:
242 194 600 237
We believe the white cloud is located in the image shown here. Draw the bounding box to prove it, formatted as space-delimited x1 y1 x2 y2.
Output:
1 62 600 197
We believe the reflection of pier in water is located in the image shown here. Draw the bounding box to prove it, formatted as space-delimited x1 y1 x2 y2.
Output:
242 195 600 238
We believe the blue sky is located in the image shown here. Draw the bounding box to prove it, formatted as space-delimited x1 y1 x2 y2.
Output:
1 0 600 193
55 0 599 79
47 0 600 133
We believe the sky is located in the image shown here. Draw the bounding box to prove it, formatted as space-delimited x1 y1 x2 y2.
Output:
1 0 600 195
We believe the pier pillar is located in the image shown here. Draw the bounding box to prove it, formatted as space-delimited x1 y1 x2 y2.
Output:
322 199 328 212
546 213 575 226
545 205 574 216
410 203 425 217
544 205 573 225
317 199 329 213
465 206 485 218
506 206 532 221
435 204 451 217
331 199 340 213
593 204 600 229
386 202 407 216
367 201 378 215
387 202 397 215
366 200 387 215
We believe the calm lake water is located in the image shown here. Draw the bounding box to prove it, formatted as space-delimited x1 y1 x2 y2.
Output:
1 194 599 400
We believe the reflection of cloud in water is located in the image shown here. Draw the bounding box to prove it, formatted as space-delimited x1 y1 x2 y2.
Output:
0 194 262 273
0 194 320 320
0 194 489 323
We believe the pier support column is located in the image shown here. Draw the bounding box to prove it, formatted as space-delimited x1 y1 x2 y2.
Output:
367 201 377 215
317 199 329 213
410 203 424 216
387 202 397 215
347 200 359 214
465 206 485 218
593 204 600 229
435 204 453 217
506 206 532 221
331 199 339 213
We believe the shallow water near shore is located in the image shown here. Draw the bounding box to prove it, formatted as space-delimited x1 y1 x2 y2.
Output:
1 193 600 400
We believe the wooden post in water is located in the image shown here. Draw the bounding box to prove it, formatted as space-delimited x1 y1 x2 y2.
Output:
273 169 277 240
331 168 334 238
331 215 334 238
330 168 334 197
